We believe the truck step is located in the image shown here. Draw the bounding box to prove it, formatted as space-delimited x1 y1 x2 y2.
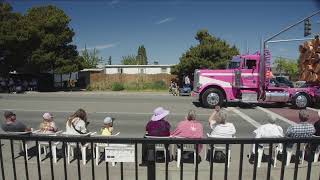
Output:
241 92 258 103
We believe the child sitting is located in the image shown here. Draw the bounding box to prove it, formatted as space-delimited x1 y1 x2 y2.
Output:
101 117 114 136
39 112 57 133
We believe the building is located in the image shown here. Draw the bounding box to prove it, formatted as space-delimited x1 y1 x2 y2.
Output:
104 64 175 75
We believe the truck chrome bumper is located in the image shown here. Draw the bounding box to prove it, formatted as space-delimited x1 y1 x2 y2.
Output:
191 91 200 102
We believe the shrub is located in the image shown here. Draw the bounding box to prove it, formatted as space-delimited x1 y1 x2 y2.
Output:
111 82 124 91
151 80 167 90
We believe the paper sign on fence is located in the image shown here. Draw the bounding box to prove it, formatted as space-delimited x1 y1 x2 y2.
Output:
105 144 135 162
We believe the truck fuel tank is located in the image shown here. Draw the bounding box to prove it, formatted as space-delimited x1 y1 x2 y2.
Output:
265 91 290 102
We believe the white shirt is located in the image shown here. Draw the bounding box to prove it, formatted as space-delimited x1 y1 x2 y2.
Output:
65 117 87 135
210 122 236 138
253 123 284 138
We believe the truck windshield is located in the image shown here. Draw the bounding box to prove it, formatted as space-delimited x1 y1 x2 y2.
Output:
228 62 240 69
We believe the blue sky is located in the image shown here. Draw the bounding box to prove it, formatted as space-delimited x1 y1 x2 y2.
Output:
8 0 320 65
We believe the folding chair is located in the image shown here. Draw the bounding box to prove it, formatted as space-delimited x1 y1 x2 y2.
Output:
254 143 282 168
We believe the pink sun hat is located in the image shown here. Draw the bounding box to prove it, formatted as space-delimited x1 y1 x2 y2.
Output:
43 112 54 120
151 107 170 121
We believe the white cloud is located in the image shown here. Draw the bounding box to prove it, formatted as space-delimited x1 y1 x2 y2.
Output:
79 43 118 51
155 17 174 25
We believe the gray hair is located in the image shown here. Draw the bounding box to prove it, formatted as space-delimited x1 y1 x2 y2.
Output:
299 110 309 122
216 110 227 124
267 114 277 124
187 110 196 121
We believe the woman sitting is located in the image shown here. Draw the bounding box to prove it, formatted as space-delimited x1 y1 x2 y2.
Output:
208 107 236 138
66 109 89 135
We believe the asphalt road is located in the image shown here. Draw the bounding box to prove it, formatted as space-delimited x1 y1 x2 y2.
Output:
0 92 319 180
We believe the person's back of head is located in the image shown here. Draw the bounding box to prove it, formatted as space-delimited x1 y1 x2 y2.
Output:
299 110 309 122
216 110 227 124
267 114 277 124
187 110 196 121
68 108 87 126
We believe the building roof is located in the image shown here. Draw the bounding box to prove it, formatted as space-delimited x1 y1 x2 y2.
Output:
80 68 104 72
104 64 175 68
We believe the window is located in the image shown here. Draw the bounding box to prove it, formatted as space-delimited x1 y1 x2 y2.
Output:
161 67 167 73
140 68 145 74
245 60 256 69
118 68 123 74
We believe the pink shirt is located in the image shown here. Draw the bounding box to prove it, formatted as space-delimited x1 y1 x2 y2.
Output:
171 119 204 138
171 119 204 151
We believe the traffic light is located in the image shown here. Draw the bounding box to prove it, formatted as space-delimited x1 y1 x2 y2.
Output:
304 18 311 37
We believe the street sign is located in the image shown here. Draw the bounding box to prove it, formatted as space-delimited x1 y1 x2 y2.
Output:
105 144 135 162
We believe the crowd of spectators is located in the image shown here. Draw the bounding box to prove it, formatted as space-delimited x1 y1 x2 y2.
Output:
0 77 37 93
1 106 320 164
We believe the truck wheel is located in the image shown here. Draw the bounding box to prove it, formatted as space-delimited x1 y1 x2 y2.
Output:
202 88 224 108
292 93 309 109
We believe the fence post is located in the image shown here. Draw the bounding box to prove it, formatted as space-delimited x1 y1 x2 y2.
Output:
147 144 156 180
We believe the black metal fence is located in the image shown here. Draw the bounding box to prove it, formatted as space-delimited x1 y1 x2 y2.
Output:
0 133 319 180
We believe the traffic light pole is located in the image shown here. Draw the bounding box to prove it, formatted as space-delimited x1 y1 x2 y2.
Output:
259 10 320 100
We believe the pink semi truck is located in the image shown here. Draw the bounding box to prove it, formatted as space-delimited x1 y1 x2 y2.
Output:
192 51 320 109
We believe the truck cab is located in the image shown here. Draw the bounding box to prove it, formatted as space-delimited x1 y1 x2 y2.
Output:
192 52 320 109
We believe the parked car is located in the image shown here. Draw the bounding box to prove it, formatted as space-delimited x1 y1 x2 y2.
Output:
269 78 290 88
275 76 294 88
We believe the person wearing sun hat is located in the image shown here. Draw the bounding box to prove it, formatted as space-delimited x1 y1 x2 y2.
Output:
39 112 57 133
140 107 171 166
145 107 171 136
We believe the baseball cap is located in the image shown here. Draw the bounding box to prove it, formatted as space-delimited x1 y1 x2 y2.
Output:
4 111 15 118
43 112 54 120
103 117 114 124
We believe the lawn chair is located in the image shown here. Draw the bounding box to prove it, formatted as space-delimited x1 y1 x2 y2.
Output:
145 135 172 163
206 133 232 168
32 130 62 163
62 132 96 165
93 132 120 166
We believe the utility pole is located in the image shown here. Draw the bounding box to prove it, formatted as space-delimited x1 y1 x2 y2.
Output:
259 10 320 100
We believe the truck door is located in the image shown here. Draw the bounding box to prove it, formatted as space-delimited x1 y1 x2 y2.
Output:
241 59 259 88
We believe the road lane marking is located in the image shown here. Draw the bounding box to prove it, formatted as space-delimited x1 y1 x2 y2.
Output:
307 107 320 112
256 107 296 125
228 107 261 128
0 108 212 116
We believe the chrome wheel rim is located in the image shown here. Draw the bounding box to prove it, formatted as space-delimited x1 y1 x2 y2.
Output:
296 95 307 108
207 93 220 106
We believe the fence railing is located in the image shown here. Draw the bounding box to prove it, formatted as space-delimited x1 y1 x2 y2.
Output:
0 133 319 180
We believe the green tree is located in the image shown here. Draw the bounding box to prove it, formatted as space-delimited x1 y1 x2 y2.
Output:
23 5 81 74
121 55 137 65
274 57 299 80
172 29 239 79
0 2 28 75
80 47 102 68
136 45 147 65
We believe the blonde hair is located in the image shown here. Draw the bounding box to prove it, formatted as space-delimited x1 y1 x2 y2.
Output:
215 110 227 124
187 110 196 121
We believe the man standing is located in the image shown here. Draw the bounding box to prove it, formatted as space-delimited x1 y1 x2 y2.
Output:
1 111 31 132
286 110 315 138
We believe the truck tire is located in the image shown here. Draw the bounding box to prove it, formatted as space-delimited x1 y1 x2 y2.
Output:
292 93 309 109
202 88 224 108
